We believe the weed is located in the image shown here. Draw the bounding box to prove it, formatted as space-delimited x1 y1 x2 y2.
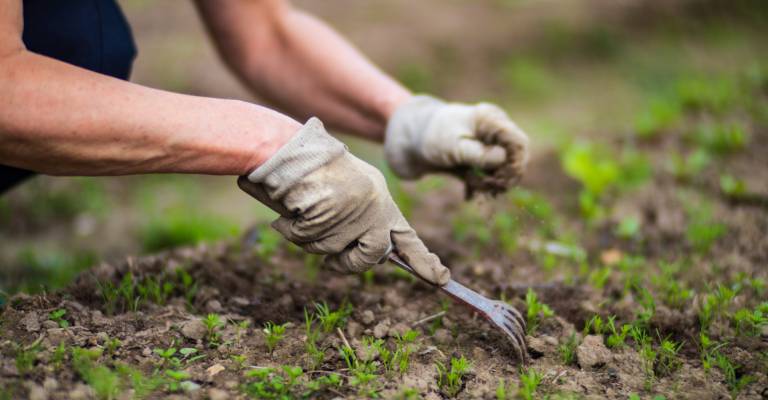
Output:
231 354 247 370
699 284 737 331
175 269 198 308
732 303 767 336
605 316 631 349
668 149 711 182
115 363 163 399
685 203 726 253
435 355 471 398
496 378 512 400
616 216 641 239
691 123 748 156
634 285 656 327
517 367 544 400
153 346 178 367
49 308 69 328
558 333 579 366
165 369 191 393
393 329 420 374
303 308 325 370
656 336 683 377
340 344 380 397
583 315 605 336
203 313 225 347
631 327 656 390
136 276 174 306
52 342 67 370
314 301 353 333
635 95 682 138
263 321 287 353
72 347 125 400
719 174 748 199
14 342 40 376
714 352 754 399
525 288 554 334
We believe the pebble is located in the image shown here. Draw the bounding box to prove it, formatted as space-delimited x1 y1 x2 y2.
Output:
360 310 375 325
46 328 70 345
96 332 109 343
231 297 249 307
224 380 239 389
433 328 452 345
25 382 46 400
68 383 94 400
208 388 229 400
43 377 59 392
384 291 404 307
206 300 223 313
577 335 611 369
20 311 40 332
142 348 152 357
207 363 226 379
181 319 207 341
91 311 110 326
526 336 548 356
373 319 391 339
346 321 362 338
388 322 410 337
42 320 59 330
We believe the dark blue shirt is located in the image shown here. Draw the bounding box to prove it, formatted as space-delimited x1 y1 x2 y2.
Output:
1 0 136 193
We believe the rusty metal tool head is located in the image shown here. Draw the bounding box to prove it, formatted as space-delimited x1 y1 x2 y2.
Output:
388 252 529 363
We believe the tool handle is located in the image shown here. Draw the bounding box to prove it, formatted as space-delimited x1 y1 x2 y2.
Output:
387 253 492 318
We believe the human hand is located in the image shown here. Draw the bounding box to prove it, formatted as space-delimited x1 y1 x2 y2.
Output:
385 95 530 196
238 117 450 285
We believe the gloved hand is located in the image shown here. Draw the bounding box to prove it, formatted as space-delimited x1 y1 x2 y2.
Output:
238 117 450 285
385 95 530 196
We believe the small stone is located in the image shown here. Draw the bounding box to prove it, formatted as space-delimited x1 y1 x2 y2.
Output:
180 381 200 392
69 383 94 400
43 377 59 392
388 322 410 337
542 335 559 347
208 388 229 400
42 320 59 330
373 319 391 339
231 297 249 307
142 348 152 357
206 300 223 313
207 363 226 378
181 319 207 341
96 332 109 343
360 310 375 325
526 336 548 357
28 384 47 400
20 311 40 332
346 321 362 338
433 328 452 345
46 328 71 345
384 291 404 307
577 335 611 369
224 380 238 389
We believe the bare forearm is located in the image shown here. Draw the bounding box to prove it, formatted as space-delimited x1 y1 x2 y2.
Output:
197 1 411 141
0 50 299 176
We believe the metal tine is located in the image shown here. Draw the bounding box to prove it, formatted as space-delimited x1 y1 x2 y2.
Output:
502 305 526 332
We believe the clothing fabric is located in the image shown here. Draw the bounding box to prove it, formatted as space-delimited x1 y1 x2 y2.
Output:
0 0 137 194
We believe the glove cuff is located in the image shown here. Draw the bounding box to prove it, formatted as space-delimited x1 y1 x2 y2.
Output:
384 95 445 179
247 117 346 198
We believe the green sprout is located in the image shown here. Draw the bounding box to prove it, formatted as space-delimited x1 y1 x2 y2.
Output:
558 333 579 366
202 314 225 347
263 321 288 353
49 309 69 328
435 355 471 398
314 301 352 333
517 367 544 400
525 288 554 334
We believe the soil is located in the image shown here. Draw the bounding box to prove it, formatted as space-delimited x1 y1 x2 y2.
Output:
2 117 767 399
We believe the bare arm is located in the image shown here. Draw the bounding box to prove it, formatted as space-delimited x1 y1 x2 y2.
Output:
0 0 300 176
194 0 412 142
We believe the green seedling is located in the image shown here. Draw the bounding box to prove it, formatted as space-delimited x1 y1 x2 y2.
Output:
49 308 69 328
615 216 641 239
231 354 247 370
435 355 471 398
732 303 767 336
715 352 754 399
656 336 683 377
605 316 630 349
652 261 694 310
97 279 120 316
136 276 174 306
153 346 178 367
496 378 513 400
314 301 353 333
525 288 554 334
203 313 225 346
14 341 40 376
71 347 125 400
583 315 605 336
104 337 121 356
165 369 191 393
393 329 420 374
675 75 737 113
699 284 737 331
115 363 164 399
118 272 141 312
719 174 748 200
242 366 310 399
558 333 579 366
175 269 199 308
517 367 544 400
303 308 325 370
690 123 748 156
685 203 726 253
634 95 682 138
634 285 656 327
52 342 67 370
339 345 380 397
263 321 287 353
668 149 711 182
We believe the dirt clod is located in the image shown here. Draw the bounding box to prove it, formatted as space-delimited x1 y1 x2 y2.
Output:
20 311 40 332
180 318 207 341
373 319 391 339
360 309 375 325
208 388 229 400
577 335 611 369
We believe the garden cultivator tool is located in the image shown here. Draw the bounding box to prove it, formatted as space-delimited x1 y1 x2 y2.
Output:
388 252 529 363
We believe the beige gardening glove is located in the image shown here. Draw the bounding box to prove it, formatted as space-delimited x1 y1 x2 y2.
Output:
238 117 450 285
385 95 530 196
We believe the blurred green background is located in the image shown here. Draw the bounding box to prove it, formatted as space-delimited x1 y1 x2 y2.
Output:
1 0 766 295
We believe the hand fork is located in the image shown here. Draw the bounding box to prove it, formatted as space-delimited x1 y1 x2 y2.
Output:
388 253 529 363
